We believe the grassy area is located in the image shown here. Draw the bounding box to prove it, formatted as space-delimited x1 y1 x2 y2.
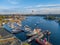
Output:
44 16 56 20
44 16 60 23
0 15 26 27
23 42 30 45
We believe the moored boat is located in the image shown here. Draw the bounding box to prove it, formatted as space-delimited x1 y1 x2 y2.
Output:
26 28 41 37
35 38 52 45
11 28 24 34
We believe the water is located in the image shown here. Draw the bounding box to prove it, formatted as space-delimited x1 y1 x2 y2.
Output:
21 16 60 45
5 16 60 45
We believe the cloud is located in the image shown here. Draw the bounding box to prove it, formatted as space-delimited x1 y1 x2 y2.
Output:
24 4 60 9
22 4 60 14
0 4 60 14
24 6 33 9
8 0 19 4
24 4 60 14
36 4 60 8
10 1 18 4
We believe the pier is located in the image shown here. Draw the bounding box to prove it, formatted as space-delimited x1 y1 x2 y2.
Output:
3 23 24 34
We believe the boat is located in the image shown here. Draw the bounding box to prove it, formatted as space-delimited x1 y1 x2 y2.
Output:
24 25 31 32
34 30 52 45
17 23 22 27
26 28 41 37
35 38 52 45
11 28 24 34
43 30 51 36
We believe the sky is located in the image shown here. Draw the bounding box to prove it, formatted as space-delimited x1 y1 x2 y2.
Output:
0 0 60 14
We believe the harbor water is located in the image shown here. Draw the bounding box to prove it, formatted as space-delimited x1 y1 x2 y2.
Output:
5 16 60 45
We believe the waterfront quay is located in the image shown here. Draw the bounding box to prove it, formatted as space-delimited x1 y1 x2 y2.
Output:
0 28 22 45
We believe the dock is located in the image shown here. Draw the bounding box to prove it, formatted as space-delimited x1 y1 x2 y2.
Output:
3 24 24 34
